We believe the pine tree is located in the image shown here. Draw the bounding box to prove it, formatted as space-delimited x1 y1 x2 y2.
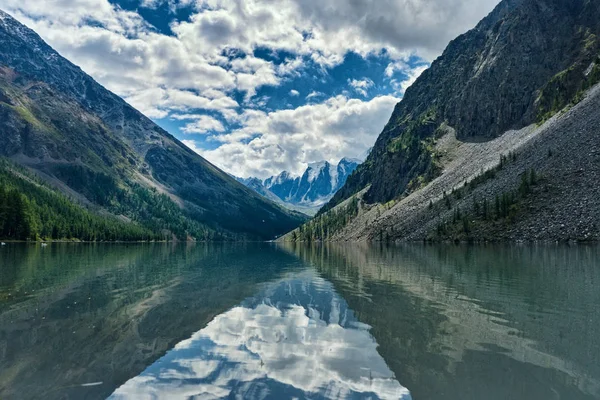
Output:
495 195 501 219
529 168 537 185
482 198 489 220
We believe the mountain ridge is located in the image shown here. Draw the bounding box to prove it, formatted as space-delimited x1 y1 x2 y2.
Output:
0 10 307 241
284 0 600 243
240 158 360 215
322 0 600 213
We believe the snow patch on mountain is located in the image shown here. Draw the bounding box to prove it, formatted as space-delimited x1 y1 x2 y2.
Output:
239 158 361 213
330 162 339 191
307 161 328 183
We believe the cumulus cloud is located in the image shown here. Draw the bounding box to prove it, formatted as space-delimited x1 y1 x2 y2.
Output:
140 0 195 11
290 89 300 96
306 91 324 100
190 94 399 178
4 0 500 96
124 88 239 120
389 63 430 95
2 0 501 177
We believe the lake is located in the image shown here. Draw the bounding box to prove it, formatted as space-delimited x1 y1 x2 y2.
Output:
0 243 598 399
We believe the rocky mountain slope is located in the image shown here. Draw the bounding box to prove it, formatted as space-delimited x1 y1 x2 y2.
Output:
240 158 360 215
0 10 306 240
285 0 600 243
323 0 600 213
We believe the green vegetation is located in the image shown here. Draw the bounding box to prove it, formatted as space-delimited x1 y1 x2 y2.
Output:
537 55 600 122
48 164 228 241
290 197 359 242
434 166 540 240
0 160 160 241
0 159 237 241
0 55 305 241
382 108 443 197
321 107 443 216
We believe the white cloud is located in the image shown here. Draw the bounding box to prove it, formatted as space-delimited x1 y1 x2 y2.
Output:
140 0 195 10
181 139 204 154
180 115 226 134
2 0 500 178
4 0 500 101
349 78 374 97
124 88 239 119
385 63 396 78
170 113 208 120
290 89 300 96
390 64 430 95
111 272 411 400
306 91 324 100
186 94 399 178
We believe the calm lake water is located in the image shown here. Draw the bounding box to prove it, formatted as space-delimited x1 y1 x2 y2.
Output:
0 243 599 400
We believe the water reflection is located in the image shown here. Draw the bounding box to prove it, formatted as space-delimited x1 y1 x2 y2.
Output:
1 243 599 400
0 243 306 399
111 270 410 399
285 243 600 400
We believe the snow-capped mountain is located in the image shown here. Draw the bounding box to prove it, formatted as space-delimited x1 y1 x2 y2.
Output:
240 158 361 215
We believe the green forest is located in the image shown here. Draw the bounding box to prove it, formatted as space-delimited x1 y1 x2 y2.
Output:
0 161 161 241
290 197 360 242
0 160 228 242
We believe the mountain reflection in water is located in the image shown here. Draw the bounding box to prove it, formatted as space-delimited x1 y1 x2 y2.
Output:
1 243 599 400
111 270 410 399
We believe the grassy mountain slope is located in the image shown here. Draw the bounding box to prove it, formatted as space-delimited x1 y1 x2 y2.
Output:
0 11 307 241
284 83 600 243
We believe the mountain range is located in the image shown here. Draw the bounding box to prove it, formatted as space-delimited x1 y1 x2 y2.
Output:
284 0 600 243
0 10 306 241
238 158 360 215
2 0 599 244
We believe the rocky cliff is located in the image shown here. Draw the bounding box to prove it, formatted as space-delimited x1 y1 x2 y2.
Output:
324 0 600 211
287 0 600 243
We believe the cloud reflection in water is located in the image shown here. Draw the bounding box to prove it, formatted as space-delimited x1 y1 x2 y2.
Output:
110 271 411 399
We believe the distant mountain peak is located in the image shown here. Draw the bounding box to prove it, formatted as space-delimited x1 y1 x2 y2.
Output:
307 161 329 169
306 161 329 183
242 157 361 213
340 157 362 165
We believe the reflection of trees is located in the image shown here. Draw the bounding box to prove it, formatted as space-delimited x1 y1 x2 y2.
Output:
282 243 600 400
0 243 299 400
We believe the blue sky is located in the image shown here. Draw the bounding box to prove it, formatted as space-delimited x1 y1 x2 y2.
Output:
2 0 500 178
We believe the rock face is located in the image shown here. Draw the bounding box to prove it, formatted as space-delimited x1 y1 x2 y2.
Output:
0 10 306 240
283 0 600 243
325 0 600 211
324 84 600 243
243 158 360 213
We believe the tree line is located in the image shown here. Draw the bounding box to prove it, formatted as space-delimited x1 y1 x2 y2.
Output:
0 160 230 241
291 196 359 242
0 170 161 241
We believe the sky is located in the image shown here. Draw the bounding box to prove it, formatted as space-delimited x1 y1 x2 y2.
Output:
1 0 500 179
